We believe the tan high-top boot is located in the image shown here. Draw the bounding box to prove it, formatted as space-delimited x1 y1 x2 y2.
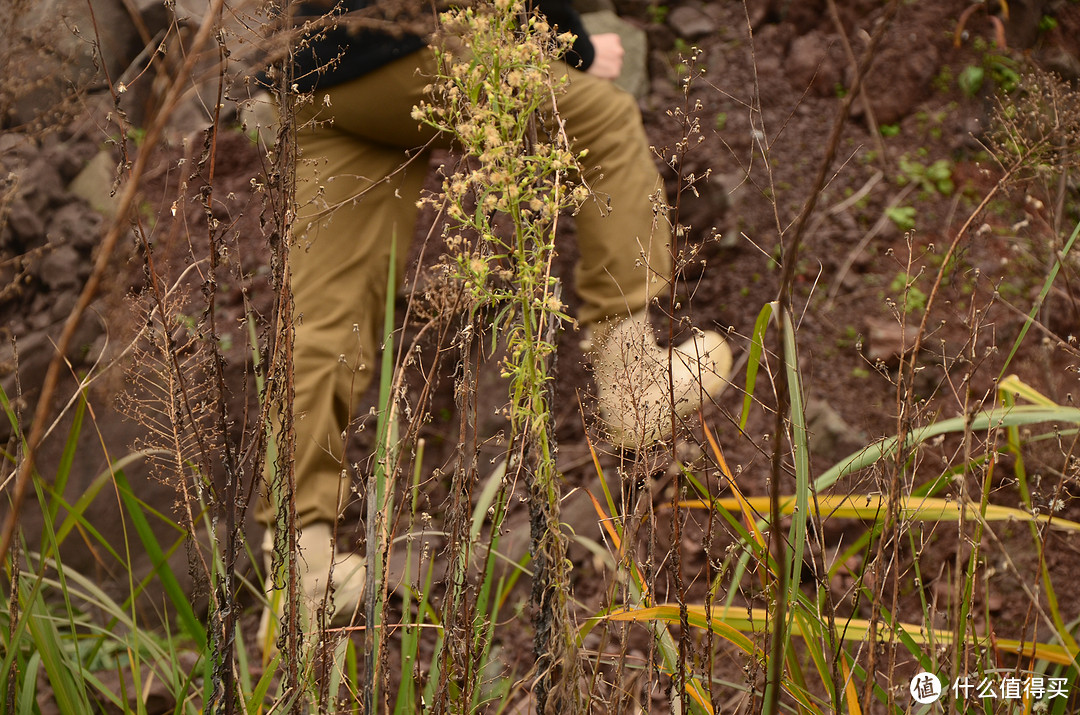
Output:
258 522 367 653
589 311 732 449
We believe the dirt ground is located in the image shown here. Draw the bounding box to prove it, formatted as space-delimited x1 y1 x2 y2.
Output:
7 0 1080 712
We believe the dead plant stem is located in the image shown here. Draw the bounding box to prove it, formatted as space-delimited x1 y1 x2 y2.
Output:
825 0 889 168
0 0 229 571
664 61 706 714
758 0 901 709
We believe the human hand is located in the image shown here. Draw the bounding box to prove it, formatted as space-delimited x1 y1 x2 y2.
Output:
586 33 624 80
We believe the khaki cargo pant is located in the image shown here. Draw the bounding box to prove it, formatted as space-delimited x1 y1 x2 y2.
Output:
257 47 672 527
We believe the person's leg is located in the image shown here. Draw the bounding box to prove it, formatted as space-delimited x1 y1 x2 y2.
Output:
284 137 427 526
548 64 732 447
547 62 672 326
257 48 445 530
257 130 429 531
256 50 443 647
257 127 427 645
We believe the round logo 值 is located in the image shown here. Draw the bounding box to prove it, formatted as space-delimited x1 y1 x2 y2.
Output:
910 672 943 704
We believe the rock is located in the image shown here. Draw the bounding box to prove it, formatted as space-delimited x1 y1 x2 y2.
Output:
7 199 46 245
675 167 742 244
85 0 143 77
28 294 55 331
1002 0 1049 49
747 3 770 29
171 0 207 24
667 5 717 40
804 398 866 457
645 17 675 53
1042 45 1080 81
18 160 65 213
0 259 13 293
764 0 828 33
865 317 911 365
164 88 216 141
581 10 649 99
711 170 750 246
39 245 83 290
47 201 104 252
785 30 843 97
0 133 37 164
159 25 239 140
49 290 79 322
131 0 172 34
856 42 939 125
753 22 795 76
649 74 680 107
7 0 141 127
705 44 729 75
46 139 100 182
69 149 120 218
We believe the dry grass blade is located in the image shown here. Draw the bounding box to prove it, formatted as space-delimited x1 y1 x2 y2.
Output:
607 605 1079 667
674 494 1080 533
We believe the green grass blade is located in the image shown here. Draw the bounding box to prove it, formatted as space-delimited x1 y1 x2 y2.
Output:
2 575 40 702
366 229 399 711
19 575 91 713
0 381 25 451
420 560 443 709
52 449 171 549
997 218 1080 379
247 651 280 711
779 307 810 694
792 608 834 709
48 391 85 526
113 467 206 650
740 302 774 431
27 455 101 710
17 651 41 715
470 459 507 545
815 405 1080 494
27 564 175 660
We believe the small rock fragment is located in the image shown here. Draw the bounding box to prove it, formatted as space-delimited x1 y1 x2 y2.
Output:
668 5 717 40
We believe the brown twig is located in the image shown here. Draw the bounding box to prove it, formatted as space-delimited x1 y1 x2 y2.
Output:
825 0 889 168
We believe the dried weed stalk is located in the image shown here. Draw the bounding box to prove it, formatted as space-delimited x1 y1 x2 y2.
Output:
415 1 587 709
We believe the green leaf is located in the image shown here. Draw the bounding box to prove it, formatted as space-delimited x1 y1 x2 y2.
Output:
958 65 985 97
740 302 774 431
113 468 206 650
18 651 42 715
886 205 917 232
20 576 92 713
